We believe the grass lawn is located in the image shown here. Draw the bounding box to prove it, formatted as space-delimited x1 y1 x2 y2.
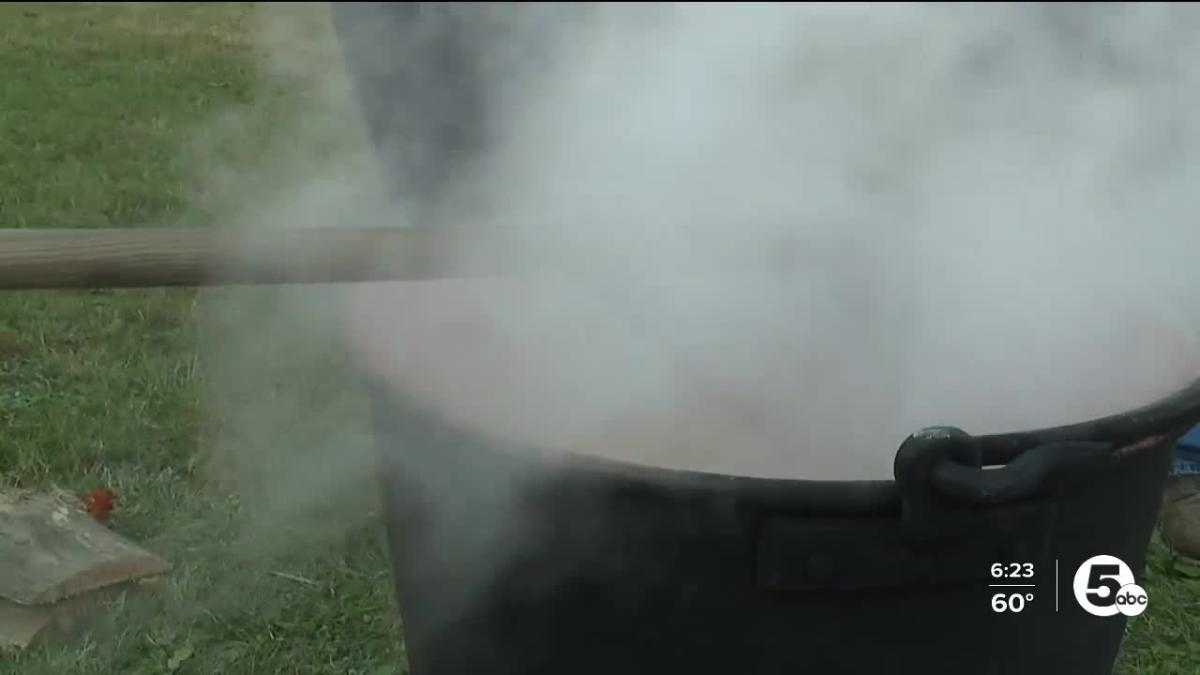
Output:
0 3 1197 674
1 4 401 674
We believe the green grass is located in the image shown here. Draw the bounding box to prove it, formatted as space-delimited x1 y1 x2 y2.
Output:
0 4 402 674
1118 536 1200 674
0 3 1197 674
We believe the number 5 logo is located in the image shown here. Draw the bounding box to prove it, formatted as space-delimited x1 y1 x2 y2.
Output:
1072 555 1146 617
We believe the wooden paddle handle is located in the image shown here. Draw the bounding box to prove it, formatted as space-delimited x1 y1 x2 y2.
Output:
0 227 460 290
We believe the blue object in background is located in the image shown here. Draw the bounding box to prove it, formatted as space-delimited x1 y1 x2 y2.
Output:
1174 425 1200 476
1180 425 1200 449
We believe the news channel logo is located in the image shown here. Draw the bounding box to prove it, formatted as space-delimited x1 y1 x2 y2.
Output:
1072 555 1149 617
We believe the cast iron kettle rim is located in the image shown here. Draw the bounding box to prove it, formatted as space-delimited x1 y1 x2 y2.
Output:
505 376 1200 517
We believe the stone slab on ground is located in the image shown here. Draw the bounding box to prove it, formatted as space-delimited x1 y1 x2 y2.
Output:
0 487 168 650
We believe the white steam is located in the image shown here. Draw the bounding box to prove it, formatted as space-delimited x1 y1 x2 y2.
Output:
335 3 1200 482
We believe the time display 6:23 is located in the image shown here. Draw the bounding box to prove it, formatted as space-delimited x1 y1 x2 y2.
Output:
991 563 1034 579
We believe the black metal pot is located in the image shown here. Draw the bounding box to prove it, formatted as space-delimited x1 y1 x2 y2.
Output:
368 378 1200 675
330 5 1200 672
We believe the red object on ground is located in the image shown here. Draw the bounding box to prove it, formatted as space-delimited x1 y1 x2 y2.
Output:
84 487 116 523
